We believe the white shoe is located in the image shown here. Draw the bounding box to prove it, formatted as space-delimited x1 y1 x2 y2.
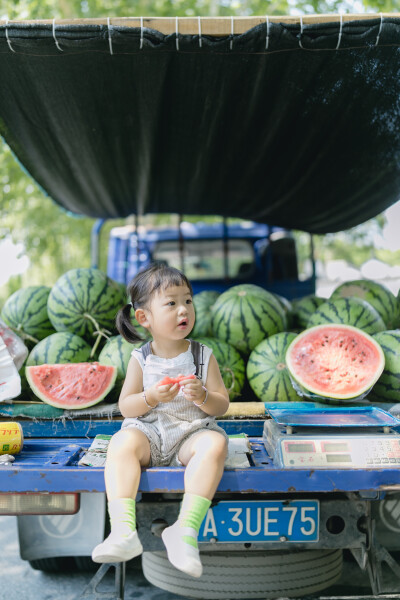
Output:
92 530 143 563
162 522 203 578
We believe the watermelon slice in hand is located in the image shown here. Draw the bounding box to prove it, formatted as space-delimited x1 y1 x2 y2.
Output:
158 374 196 386
25 362 117 409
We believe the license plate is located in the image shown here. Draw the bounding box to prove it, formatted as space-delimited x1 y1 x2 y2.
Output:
199 500 319 543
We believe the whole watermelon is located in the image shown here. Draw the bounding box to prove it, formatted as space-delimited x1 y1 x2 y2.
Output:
1 285 55 343
331 279 398 329
99 335 143 381
26 332 92 366
211 285 286 355
229 284 271 296
47 268 126 342
247 332 299 402
291 295 325 330
117 281 128 301
193 336 245 400
397 287 400 327
272 294 293 328
307 297 386 336
368 331 400 402
191 290 220 338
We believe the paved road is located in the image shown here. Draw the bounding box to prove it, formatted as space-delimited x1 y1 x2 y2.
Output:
2 514 400 600
0 516 180 600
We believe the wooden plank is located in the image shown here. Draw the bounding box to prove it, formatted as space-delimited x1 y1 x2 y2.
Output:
223 401 266 418
0 14 397 36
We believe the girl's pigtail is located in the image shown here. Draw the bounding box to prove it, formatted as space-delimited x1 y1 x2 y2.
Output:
116 304 144 344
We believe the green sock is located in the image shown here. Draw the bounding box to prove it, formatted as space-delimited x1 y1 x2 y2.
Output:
108 498 136 537
178 493 211 548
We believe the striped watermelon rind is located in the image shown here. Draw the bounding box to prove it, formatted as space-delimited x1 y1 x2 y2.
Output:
26 332 92 366
247 332 299 402
229 284 275 297
331 279 398 329
194 290 220 307
1 286 55 343
193 336 245 400
98 335 143 381
291 295 325 330
211 285 286 355
191 290 220 338
368 330 400 402
307 297 386 335
272 294 293 328
47 268 126 341
286 324 385 402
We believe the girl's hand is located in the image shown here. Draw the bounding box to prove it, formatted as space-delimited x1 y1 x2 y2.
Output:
179 375 207 405
149 380 180 405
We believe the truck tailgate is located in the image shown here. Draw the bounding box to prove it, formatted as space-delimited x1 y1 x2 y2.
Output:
2 435 400 494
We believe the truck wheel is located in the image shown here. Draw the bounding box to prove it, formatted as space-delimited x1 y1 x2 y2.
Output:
142 549 343 599
74 556 98 571
29 557 76 572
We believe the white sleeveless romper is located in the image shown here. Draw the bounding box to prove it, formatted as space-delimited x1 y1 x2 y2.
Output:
121 342 228 467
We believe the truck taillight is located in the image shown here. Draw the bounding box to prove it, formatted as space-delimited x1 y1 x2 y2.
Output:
0 493 80 515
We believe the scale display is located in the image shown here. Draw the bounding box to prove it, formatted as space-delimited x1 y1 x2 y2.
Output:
263 405 400 469
280 435 400 468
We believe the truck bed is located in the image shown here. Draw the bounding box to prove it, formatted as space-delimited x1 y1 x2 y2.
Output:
2 419 400 495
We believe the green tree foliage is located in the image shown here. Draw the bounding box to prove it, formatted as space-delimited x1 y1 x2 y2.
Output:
0 0 378 19
0 0 396 306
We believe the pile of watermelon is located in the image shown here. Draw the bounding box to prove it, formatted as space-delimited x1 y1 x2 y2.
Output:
1 268 127 410
193 278 400 406
2 271 400 409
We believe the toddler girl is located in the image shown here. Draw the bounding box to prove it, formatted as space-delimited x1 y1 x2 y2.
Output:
92 263 229 577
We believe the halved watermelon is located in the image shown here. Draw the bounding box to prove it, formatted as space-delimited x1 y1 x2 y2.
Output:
285 324 384 402
25 362 117 409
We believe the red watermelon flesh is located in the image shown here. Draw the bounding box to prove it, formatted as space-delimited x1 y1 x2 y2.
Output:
25 362 117 409
285 324 384 401
158 374 196 386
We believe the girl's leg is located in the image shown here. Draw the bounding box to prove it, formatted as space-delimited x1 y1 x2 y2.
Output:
92 428 151 563
179 430 228 499
104 427 151 500
162 431 227 577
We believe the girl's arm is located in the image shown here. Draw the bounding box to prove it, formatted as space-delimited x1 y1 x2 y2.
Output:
119 356 180 418
181 354 230 417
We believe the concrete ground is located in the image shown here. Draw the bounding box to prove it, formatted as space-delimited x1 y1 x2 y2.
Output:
2 514 400 600
0 515 180 600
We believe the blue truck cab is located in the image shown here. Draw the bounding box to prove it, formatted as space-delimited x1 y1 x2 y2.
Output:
106 219 316 298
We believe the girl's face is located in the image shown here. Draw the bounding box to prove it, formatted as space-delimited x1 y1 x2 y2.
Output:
137 284 195 341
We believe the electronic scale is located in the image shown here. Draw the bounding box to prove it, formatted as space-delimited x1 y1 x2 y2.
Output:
263 405 400 469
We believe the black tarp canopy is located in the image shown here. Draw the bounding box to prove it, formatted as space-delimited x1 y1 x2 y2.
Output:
1 15 400 233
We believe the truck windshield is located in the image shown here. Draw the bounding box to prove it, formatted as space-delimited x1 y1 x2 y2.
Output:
153 239 255 280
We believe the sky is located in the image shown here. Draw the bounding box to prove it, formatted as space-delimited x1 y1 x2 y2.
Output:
376 199 400 252
0 238 30 287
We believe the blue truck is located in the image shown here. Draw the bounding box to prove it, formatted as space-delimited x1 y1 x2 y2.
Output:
3 225 400 600
2 14 400 600
104 219 315 299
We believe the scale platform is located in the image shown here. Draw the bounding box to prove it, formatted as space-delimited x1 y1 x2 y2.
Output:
263 405 400 469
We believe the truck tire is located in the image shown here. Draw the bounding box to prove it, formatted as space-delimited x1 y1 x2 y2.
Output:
29 556 98 572
142 549 343 599
29 557 76 572
74 556 98 572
